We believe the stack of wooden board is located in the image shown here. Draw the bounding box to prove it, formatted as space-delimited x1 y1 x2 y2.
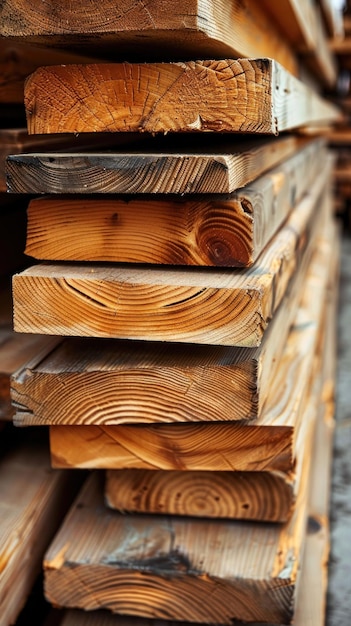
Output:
1 0 341 624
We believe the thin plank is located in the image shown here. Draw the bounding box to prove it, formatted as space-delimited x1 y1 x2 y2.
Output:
23 139 325 268
0 436 81 626
48 216 336 472
0 0 298 75
23 59 340 136
12 159 330 346
7 134 301 195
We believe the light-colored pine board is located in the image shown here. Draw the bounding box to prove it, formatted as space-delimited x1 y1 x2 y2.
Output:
48 215 336 471
12 159 330 346
6 134 302 195
23 59 340 136
0 1 298 75
23 139 325 268
0 438 81 626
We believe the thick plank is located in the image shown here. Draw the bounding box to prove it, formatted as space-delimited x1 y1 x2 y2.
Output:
0 436 81 626
12 159 330 346
7 134 301 195
261 0 337 87
48 217 336 472
23 139 325 268
0 1 298 74
23 59 340 136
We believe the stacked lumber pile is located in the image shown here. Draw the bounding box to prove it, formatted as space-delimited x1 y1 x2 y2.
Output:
0 0 342 624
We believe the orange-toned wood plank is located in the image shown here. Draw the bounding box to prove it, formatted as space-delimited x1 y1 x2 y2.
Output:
0 0 298 75
23 60 339 136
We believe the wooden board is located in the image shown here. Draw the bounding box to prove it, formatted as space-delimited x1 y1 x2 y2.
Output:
0 127 149 193
23 59 340 136
23 139 325 268
0 436 81 626
6 134 303 195
0 1 298 75
47 214 336 472
12 177 330 430
12 159 330 346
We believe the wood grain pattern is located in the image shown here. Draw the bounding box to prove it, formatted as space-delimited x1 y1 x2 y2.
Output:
48 217 336 471
0 0 298 75
0 437 81 626
12 170 328 429
0 127 140 193
43 467 304 624
12 160 329 345
23 59 340 136
104 469 295 522
22 139 325 268
56 363 336 626
6 135 300 195
49 422 294 473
